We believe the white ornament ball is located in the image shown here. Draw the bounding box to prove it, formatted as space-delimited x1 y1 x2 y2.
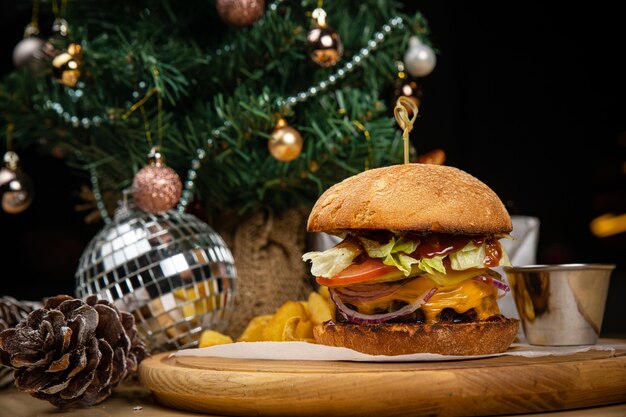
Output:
403 36 437 78
12 37 44 68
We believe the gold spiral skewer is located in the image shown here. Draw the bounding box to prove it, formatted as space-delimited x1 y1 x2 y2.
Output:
393 96 418 164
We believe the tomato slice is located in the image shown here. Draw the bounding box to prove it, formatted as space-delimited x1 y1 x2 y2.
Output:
316 258 399 287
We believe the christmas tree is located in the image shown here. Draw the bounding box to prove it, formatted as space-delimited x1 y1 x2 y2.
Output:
1 0 434 218
0 0 436 338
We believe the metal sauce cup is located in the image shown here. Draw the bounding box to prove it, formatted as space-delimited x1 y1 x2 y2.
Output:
504 264 615 346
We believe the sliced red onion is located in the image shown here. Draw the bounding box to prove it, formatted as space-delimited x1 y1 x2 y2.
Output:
329 287 437 324
333 281 405 302
472 275 510 297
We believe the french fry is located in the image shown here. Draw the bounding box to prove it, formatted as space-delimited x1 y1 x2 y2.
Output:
262 301 308 341
299 301 310 316
233 289 335 344
317 285 330 301
282 316 315 343
199 330 233 348
282 317 300 341
237 314 273 342
307 291 333 325
294 318 314 340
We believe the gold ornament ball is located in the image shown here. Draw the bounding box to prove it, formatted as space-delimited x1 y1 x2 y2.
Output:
51 43 82 87
307 25 343 67
268 120 303 162
132 165 183 214
216 0 266 27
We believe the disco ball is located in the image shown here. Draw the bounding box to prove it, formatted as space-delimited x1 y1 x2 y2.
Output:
75 206 237 352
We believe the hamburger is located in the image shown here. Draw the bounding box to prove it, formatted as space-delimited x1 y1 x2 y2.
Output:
302 163 519 356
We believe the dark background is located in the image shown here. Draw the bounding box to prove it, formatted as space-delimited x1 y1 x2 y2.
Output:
1 1 624 335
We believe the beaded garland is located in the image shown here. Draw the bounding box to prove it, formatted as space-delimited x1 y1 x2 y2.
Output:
71 12 408 217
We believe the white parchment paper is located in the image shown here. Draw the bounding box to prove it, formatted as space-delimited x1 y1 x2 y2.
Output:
173 340 626 362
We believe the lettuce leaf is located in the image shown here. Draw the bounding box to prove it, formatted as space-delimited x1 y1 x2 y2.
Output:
499 248 511 267
383 253 420 276
393 237 420 255
302 239 362 278
358 236 395 258
449 240 511 271
302 234 512 280
417 256 447 274
358 236 419 259
449 241 485 271
359 236 420 276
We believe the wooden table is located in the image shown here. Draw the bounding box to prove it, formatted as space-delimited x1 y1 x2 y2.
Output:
0 385 625 417
0 338 626 417
139 347 626 417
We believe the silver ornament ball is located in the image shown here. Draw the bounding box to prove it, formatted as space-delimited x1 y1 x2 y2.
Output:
403 36 437 77
75 206 237 352
12 36 45 68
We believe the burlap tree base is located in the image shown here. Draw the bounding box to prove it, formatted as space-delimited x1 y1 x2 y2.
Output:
215 207 314 338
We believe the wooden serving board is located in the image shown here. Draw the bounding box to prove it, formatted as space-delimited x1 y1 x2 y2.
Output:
139 345 626 417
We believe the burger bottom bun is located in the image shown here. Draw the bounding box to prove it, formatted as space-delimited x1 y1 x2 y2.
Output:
313 319 520 356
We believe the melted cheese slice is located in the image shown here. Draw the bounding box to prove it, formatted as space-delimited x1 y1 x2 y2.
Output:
346 275 501 324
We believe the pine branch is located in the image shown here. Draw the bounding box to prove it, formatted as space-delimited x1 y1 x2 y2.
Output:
1 0 432 218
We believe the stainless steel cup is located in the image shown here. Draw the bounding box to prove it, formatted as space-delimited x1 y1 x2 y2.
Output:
504 264 615 346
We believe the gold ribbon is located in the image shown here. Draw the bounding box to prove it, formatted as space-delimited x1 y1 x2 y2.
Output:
352 120 371 170
31 0 40 30
121 87 157 120
121 65 164 150
51 0 67 19
393 96 418 164
5 122 14 150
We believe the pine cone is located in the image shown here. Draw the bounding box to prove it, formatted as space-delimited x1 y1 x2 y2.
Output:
0 366 12 389
0 295 149 407
0 296 42 331
0 296 42 389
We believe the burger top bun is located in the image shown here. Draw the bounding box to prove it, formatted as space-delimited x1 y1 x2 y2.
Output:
307 164 512 235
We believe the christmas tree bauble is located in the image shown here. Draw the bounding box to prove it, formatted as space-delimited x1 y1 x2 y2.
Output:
307 25 343 67
216 0 265 27
51 43 82 87
75 206 237 351
12 36 44 68
0 169 34 214
403 36 436 77
0 151 34 214
132 165 182 213
51 18 69 38
268 118 303 162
